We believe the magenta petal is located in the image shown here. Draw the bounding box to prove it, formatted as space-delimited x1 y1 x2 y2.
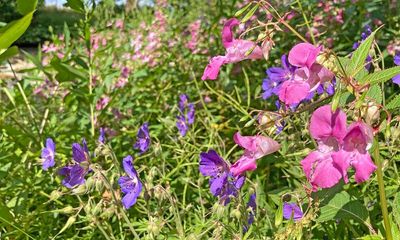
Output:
233 132 280 159
331 150 351 183
230 155 257 176
222 18 240 48
288 43 321 68
233 132 258 153
301 151 342 190
309 105 347 144
225 40 263 62
278 80 310 105
352 152 376 183
343 121 373 153
201 56 227 80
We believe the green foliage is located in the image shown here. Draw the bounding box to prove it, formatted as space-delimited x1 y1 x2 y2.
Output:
16 0 38 15
0 11 34 49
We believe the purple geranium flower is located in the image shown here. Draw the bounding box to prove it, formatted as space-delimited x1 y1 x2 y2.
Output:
72 139 90 163
187 103 195 125
243 193 256 233
59 139 90 188
393 53 400 85
176 115 188 136
262 55 296 99
283 202 303 221
176 94 196 136
98 128 106 143
179 94 188 111
134 123 150 153
59 164 87 188
118 155 142 209
199 149 245 205
353 25 373 70
41 138 56 170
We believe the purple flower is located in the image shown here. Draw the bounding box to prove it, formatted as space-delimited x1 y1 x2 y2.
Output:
176 94 196 136
98 128 106 143
187 103 195 125
262 55 295 99
393 53 400 85
41 138 55 170
59 164 87 188
283 202 303 221
176 115 188 136
72 139 90 163
134 123 150 153
59 139 90 188
353 25 373 70
118 155 142 209
243 193 256 233
179 94 188 111
199 150 245 205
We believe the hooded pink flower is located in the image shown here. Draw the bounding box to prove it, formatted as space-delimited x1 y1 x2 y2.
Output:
201 18 263 80
278 43 334 105
301 105 376 191
230 132 280 176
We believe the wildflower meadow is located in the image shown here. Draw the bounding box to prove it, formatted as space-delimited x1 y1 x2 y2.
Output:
1 0 400 239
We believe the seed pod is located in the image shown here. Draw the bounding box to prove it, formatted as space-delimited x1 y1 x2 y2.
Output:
49 190 62 201
72 184 87 195
230 209 241 220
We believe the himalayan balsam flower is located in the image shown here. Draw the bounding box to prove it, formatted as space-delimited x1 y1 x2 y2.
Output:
283 202 303 221
118 155 142 209
301 105 376 190
41 138 56 170
199 149 245 205
392 53 400 85
59 139 90 188
230 133 280 176
201 18 263 80
134 123 150 153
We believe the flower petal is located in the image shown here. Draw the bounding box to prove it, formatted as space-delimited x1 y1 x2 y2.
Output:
122 155 139 179
230 155 257 176
351 152 376 183
288 42 321 68
201 56 227 80
278 80 310 105
283 202 303 221
309 105 347 144
222 18 240 48
199 149 229 177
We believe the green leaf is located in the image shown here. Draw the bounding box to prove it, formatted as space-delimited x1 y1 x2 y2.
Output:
386 94 400 110
0 204 14 226
51 59 87 82
234 2 252 17
366 85 382 104
360 66 400 85
317 191 368 223
17 0 38 15
241 4 258 23
0 11 34 50
275 201 283 227
0 46 19 63
349 28 379 77
66 0 85 13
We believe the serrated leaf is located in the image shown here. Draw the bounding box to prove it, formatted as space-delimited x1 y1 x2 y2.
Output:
386 94 400 110
317 191 368 223
51 59 87 82
338 92 355 107
349 28 379 77
366 85 382 104
17 0 37 15
360 66 400 85
0 11 34 50
0 46 19 63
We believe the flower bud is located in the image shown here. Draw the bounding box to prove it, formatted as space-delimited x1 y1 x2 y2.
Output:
364 102 380 125
49 190 62 201
212 202 225 218
72 184 87 195
230 208 241 220
95 178 104 193
85 177 95 191
61 206 75 214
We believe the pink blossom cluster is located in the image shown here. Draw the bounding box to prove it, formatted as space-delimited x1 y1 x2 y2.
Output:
186 20 202 54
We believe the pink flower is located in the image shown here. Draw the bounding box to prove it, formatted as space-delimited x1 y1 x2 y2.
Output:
301 105 376 191
230 132 280 176
288 43 320 68
278 43 334 105
201 18 263 80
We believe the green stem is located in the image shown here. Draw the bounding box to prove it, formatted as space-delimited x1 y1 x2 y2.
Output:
296 0 316 44
373 139 392 240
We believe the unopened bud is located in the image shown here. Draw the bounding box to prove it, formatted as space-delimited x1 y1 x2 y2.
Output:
95 178 104 192
230 209 241 220
61 206 75 214
72 184 87 195
49 190 62 201
212 202 225 218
